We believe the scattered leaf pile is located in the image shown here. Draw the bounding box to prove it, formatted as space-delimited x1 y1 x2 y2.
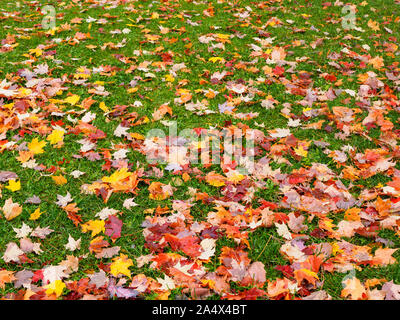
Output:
0 0 400 300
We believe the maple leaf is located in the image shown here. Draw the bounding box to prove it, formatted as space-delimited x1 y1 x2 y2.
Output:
102 168 132 184
267 278 293 298
2 242 24 263
367 19 380 31
63 203 82 226
29 48 42 57
96 246 120 259
205 172 226 187
198 238 217 260
70 170 85 179
334 220 364 238
81 220 105 237
65 235 81 251
5 179 21 192
294 268 319 286
56 192 73 207
368 56 384 69
372 248 398 266
52 175 68 185
59 255 79 273
14 270 34 289
148 182 174 200
89 270 108 288
0 171 18 183
31 226 54 239
287 212 307 233
2 198 23 221
268 128 291 138
275 222 292 240
42 265 68 284
29 208 44 220
89 236 109 254
63 94 80 106
382 281 400 300
294 145 308 157
108 278 139 299
105 215 123 241
152 104 173 121
303 290 332 300
20 238 42 255
110 254 133 278
341 277 366 300
344 208 361 221
123 198 138 209
244 262 266 285
45 280 66 298
156 275 176 291
28 138 47 155
0 270 16 289
113 124 129 138
95 207 119 220
47 129 65 145
13 223 32 238
25 195 41 204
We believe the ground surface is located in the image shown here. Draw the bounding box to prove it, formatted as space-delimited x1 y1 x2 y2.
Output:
0 0 400 300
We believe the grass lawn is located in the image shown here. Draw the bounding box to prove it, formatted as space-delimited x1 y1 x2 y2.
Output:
0 0 400 300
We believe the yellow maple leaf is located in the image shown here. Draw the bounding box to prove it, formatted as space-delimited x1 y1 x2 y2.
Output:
18 88 32 98
200 279 216 289
216 33 230 40
63 95 80 106
29 48 43 57
29 208 44 220
45 280 66 297
208 57 223 63
99 102 109 113
145 34 160 42
102 168 131 184
52 175 67 185
130 133 145 140
294 268 319 286
367 19 380 31
47 130 64 145
332 242 344 256
28 138 47 155
110 254 133 278
299 268 319 280
81 220 105 237
227 173 245 184
45 28 56 36
5 179 21 192
205 172 226 187
294 145 308 157
156 291 170 300
3 103 14 110
165 74 175 82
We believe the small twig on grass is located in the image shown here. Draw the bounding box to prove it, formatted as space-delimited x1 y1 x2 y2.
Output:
256 234 272 261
